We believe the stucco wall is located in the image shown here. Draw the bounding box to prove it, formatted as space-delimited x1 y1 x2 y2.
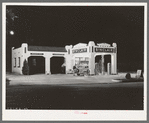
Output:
12 43 67 74
12 47 23 74
12 41 117 75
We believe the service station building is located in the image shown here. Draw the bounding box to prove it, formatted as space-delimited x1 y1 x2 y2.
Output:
12 41 117 75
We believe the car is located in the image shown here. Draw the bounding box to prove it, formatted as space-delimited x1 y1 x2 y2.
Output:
73 61 90 76
77 65 90 76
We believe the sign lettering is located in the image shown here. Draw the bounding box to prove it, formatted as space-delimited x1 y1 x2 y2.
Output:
30 53 44 55
72 48 87 53
95 48 116 53
53 54 64 55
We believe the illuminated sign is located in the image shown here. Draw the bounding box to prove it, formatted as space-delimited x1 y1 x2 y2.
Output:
53 54 64 55
30 53 44 55
95 48 116 53
72 48 87 53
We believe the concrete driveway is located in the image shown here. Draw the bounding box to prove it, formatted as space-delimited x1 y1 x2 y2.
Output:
6 72 139 85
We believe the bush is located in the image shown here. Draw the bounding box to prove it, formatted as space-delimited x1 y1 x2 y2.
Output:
125 73 131 79
95 60 102 75
22 59 29 75
6 78 10 86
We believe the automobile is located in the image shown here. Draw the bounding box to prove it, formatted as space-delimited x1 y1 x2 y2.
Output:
73 61 90 76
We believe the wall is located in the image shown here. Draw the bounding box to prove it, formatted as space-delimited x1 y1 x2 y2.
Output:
12 47 23 74
12 43 67 75
12 41 117 75
68 41 117 75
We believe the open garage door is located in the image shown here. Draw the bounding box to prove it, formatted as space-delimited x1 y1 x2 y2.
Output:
95 55 111 74
28 56 45 75
95 55 102 75
50 57 65 74
104 55 111 72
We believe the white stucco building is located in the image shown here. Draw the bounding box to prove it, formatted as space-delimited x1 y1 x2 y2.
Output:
12 41 117 75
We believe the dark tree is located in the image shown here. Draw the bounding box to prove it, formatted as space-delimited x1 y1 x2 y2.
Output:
125 73 131 79
22 59 29 75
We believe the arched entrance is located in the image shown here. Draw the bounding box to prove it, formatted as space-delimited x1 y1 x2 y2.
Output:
95 55 111 75
28 56 45 75
95 55 102 63
50 57 65 74
95 55 102 75
104 55 111 73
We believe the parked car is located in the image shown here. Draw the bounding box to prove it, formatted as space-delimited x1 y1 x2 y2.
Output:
73 61 90 76
77 65 90 76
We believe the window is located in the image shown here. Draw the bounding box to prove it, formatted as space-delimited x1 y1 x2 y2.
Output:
24 47 26 53
92 46 94 52
75 57 89 66
18 57 20 67
68 49 70 54
14 58 16 67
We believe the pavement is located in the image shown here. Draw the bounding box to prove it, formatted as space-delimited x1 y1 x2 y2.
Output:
6 72 138 85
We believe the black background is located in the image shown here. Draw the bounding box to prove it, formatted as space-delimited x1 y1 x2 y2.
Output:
6 6 144 72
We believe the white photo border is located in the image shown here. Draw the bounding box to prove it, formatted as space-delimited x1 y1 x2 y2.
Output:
2 2 147 121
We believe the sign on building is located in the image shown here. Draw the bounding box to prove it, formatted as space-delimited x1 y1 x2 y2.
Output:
72 48 87 54
95 48 116 53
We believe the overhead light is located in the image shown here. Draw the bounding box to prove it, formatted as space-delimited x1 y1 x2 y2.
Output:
10 30 14 35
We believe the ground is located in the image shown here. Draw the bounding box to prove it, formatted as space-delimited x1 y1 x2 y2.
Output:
6 73 144 110
6 82 143 110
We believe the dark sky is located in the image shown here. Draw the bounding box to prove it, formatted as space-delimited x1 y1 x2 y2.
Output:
6 6 144 64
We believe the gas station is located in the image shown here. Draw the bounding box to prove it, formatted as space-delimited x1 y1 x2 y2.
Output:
66 41 117 75
12 41 117 75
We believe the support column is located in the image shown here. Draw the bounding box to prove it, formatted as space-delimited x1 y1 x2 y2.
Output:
111 54 117 74
45 57 51 75
49 58 51 74
101 55 105 75
65 55 73 74
89 54 95 75
88 41 95 75
107 63 111 75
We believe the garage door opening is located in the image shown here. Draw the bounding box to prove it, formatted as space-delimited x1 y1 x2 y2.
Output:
104 55 111 72
51 57 65 74
95 55 111 74
95 55 102 74
28 56 45 75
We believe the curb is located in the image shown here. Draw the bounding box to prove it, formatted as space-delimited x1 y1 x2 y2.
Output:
112 79 123 82
112 78 144 83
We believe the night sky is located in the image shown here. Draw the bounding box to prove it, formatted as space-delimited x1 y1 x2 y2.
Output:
6 6 144 71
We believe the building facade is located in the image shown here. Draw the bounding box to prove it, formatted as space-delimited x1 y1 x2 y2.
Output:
12 41 117 75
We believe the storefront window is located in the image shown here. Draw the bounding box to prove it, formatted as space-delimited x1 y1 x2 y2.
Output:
32 59 36 66
68 49 70 54
75 57 80 65
24 47 26 53
18 57 20 67
75 57 89 66
14 58 16 67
